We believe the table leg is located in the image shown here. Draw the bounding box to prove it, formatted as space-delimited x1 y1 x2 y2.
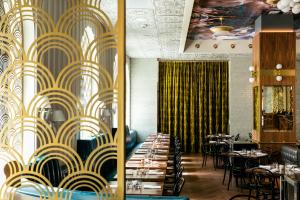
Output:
280 176 283 200
294 183 299 200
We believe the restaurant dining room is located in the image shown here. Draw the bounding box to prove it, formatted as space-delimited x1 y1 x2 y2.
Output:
1 0 300 200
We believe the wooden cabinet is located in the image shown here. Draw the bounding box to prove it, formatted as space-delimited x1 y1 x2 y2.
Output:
252 31 296 151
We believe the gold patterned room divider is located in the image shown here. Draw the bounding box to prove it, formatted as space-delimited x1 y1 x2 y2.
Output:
0 0 125 199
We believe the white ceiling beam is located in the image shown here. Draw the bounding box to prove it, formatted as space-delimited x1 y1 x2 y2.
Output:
179 0 194 53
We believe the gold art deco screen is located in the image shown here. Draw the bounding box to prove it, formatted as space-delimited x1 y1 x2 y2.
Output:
0 0 125 199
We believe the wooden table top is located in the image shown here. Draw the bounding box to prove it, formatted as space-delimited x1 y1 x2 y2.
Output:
140 144 169 150
122 132 171 196
126 181 164 196
147 134 170 139
227 150 268 159
129 154 168 161
115 169 166 182
109 181 164 196
126 160 168 170
125 169 166 181
143 141 170 145
135 148 169 155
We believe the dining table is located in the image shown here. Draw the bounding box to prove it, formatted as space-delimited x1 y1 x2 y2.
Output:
126 160 168 170
123 133 171 196
125 169 166 181
109 181 164 196
228 150 268 158
129 154 168 161
135 148 169 155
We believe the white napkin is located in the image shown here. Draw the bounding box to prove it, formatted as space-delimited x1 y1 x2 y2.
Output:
256 153 267 156
158 150 168 152
155 155 165 158
148 171 164 175
143 185 161 189
259 165 271 170
233 150 242 153
110 184 117 188
126 170 134 174
271 168 278 173
293 168 300 172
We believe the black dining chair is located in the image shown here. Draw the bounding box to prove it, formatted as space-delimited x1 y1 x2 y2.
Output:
201 141 211 167
227 152 248 190
249 167 280 200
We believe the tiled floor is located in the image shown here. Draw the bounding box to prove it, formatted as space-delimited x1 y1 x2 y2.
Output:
180 153 247 200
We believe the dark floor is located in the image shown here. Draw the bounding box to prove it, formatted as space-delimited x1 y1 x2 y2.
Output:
180 154 247 200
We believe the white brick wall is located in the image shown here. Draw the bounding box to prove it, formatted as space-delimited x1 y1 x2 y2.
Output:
229 56 253 140
296 59 300 140
130 58 158 142
130 56 300 141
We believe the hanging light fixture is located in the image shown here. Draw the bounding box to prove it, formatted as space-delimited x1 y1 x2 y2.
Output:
276 75 283 81
277 0 300 14
209 17 234 37
248 65 256 83
275 63 283 81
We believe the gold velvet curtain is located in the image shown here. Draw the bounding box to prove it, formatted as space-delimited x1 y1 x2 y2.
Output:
158 61 229 152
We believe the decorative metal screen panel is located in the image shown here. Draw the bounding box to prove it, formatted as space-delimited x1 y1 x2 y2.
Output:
0 0 124 199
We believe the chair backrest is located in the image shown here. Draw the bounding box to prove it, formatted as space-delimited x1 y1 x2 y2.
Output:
234 133 240 141
174 177 185 196
41 159 65 187
229 152 247 167
248 132 252 140
281 145 299 165
268 151 282 164
250 167 278 190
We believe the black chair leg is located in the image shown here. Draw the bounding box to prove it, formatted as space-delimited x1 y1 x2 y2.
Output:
222 167 227 184
202 153 207 167
235 176 238 187
248 189 252 200
227 169 232 190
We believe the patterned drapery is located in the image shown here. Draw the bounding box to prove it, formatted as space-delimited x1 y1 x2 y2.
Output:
158 61 229 152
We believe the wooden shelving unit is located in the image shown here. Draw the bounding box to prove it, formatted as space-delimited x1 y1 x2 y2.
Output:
252 31 296 151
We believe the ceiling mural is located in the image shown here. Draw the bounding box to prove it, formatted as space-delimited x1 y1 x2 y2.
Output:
188 0 300 40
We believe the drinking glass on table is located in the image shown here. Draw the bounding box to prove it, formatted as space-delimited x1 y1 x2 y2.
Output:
272 162 278 170
133 169 138 177
126 180 133 190
140 159 145 167
137 180 142 190
242 149 246 154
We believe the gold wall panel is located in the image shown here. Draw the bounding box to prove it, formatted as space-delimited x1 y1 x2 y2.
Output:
0 0 124 199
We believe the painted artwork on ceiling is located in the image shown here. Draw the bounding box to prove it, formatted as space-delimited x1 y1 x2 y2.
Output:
188 0 300 40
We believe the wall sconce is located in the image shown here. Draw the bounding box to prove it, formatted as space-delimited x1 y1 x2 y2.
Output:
275 63 283 81
276 63 282 70
276 75 283 81
248 65 256 83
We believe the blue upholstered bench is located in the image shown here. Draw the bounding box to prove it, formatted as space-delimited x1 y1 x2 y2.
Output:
126 195 189 200
17 187 189 200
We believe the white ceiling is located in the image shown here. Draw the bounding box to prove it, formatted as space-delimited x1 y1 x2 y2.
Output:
102 0 300 59
125 0 257 59
126 0 184 58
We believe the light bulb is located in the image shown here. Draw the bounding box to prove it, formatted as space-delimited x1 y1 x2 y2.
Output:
248 66 255 72
276 76 283 82
249 77 255 83
276 64 283 70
